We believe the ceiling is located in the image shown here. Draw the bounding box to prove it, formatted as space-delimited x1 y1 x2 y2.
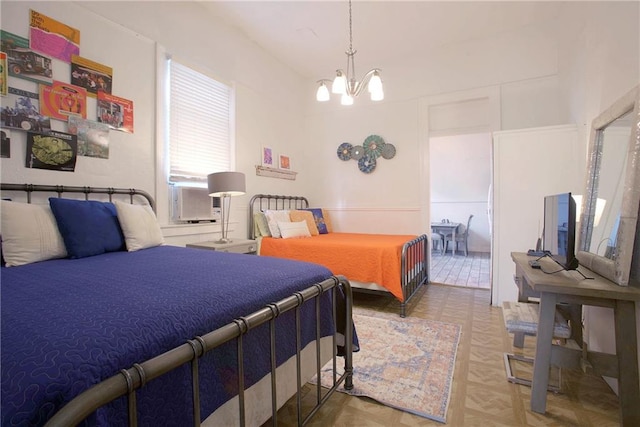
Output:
199 1 563 80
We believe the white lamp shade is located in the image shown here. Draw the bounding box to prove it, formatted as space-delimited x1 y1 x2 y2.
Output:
368 72 383 93
332 72 347 95
370 87 384 101
316 82 330 102
340 94 354 105
207 171 246 197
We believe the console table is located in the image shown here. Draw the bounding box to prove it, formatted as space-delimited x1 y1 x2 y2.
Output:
511 252 640 426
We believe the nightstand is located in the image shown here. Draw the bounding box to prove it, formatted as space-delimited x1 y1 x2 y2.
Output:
186 239 257 254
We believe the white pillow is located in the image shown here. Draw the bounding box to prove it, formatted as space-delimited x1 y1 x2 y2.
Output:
277 220 311 239
1 200 67 266
264 210 290 238
114 201 165 251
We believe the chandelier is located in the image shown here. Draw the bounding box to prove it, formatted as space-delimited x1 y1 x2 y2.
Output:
315 0 384 105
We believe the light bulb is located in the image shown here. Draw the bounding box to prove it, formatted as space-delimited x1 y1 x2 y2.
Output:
341 94 354 105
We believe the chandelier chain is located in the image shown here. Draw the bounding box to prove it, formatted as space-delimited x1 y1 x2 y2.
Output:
348 0 353 53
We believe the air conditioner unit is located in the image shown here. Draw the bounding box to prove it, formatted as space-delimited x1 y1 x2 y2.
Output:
171 186 221 223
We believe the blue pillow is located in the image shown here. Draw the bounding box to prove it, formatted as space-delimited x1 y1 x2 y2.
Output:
302 208 329 234
49 198 125 258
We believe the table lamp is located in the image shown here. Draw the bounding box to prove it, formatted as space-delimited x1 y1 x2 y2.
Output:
207 171 246 243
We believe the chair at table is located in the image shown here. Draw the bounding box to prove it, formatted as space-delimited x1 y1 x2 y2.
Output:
431 232 444 254
444 214 473 256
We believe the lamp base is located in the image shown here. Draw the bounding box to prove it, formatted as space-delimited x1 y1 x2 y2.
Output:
215 238 232 244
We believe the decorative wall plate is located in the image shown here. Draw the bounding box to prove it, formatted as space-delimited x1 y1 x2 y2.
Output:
337 142 353 161
351 145 364 160
381 143 396 159
363 134 385 159
358 154 376 174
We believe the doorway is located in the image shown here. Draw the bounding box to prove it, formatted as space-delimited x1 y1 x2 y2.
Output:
429 133 492 288
418 86 500 295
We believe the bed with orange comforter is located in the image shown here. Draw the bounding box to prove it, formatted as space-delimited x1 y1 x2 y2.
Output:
250 194 429 317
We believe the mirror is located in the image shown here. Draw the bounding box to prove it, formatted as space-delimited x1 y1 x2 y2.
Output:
577 85 640 286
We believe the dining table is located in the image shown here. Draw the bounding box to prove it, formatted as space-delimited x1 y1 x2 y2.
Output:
430 222 461 255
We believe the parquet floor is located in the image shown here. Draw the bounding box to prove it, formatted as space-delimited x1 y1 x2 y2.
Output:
270 284 620 426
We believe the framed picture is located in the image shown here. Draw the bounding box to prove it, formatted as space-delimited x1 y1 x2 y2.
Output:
279 154 291 170
71 54 113 98
25 130 77 172
261 146 275 167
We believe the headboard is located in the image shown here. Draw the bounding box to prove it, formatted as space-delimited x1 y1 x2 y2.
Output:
0 183 155 211
248 194 309 239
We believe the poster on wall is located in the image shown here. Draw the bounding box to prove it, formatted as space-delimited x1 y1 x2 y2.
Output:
0 51 7 96
1 129 10 158
0 30 53 85
1 87 51 132
39 81 87 120
71 55 112 98
29 9 80 63
97 92 133 133
25 130 77 172
68 116 109 159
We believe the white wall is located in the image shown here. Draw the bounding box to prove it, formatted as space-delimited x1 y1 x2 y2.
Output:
3 2 636 242
303 4 573 241
0 1 317 243
304 99 424 235
492 125 582 305
1 2 156 193
303 2 637 233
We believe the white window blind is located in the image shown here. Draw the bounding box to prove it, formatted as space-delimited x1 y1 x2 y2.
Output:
169 59 232 184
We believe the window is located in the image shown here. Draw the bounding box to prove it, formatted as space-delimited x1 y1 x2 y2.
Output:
168 59 233 184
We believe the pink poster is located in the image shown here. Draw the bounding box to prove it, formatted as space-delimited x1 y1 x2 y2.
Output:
29 10 80 63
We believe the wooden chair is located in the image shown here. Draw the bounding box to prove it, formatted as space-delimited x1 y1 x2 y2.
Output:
444 214 473 256
502 301 573 392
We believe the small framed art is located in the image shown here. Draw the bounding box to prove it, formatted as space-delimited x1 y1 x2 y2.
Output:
261 146 275 168
279 154 291 170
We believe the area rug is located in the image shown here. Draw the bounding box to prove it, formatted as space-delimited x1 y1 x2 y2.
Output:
312 307 461 423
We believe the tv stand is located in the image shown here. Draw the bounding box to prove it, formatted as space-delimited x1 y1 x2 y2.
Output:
511 252 640 426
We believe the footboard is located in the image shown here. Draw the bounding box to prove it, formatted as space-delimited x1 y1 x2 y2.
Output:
45 277 354 427
400 234 429 317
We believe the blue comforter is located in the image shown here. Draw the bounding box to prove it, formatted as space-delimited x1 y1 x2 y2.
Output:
1 246 338 426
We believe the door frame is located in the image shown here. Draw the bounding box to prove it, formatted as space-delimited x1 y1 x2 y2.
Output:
418 86 501 299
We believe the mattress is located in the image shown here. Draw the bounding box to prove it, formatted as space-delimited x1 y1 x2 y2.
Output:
260 232 418 301
1 245 337 426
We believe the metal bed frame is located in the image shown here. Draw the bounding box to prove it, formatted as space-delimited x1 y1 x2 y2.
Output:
249 194 429 317
1 184 354 426
0 183 155 211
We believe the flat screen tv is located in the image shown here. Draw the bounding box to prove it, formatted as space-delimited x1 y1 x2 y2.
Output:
543 192 579 270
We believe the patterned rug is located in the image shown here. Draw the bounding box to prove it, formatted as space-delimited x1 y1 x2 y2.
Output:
313 307 461 423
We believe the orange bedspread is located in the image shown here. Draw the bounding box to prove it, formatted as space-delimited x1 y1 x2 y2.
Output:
260 233 417 302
